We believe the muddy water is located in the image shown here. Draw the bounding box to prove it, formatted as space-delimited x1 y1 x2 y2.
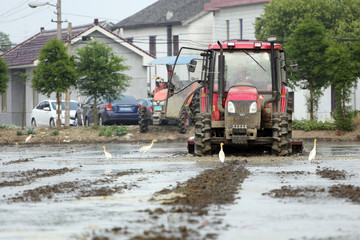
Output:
219 141 360 240
0 141 359 240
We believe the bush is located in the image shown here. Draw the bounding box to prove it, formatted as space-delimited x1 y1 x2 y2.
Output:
26 128 36 135
98 126 106 136
114 126 127 136
51 130 59 136
16 130 23 136
292 119 336 131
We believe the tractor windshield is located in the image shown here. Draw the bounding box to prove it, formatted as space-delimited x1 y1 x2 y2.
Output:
216 50 272 91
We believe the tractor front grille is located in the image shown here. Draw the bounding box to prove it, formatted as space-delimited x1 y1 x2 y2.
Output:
226 101 259 128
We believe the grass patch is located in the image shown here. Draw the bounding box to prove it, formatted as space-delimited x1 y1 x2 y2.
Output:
292 119 336 131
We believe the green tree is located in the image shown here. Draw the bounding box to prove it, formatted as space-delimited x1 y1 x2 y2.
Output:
0 32 12 51
255 0 336 42
75 40 131 126
286 18 330 120
0 57 9 94
326 42 359 131
32 38 77 130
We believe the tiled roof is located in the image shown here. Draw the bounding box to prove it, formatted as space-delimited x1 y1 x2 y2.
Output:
204 0 270 11
3 24 92 67
113 0 211 29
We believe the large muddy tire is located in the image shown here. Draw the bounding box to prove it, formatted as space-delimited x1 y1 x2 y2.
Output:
189 91 200 123
139 106 149 133
195 113 211 156
178 109 187 134
272 112 289 156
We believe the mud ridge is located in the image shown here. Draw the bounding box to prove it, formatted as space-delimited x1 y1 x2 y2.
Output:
90 161 250 240
0 167 75 187
6 169 142 202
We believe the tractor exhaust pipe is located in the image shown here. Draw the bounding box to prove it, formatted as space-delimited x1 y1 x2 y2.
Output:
217 41 225 113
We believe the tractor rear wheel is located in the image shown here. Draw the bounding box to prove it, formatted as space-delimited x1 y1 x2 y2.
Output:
195 113 211 156
272 112 289 156
178 109 187 134
139 106 149 133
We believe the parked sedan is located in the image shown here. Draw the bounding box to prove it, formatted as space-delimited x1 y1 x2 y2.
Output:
82 95 140 126
74 96 104 126
31 100 79 127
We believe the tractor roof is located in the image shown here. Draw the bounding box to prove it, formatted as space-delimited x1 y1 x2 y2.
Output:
209 41 282 50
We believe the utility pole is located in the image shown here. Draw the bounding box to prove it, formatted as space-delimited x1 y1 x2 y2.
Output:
65 22 72 127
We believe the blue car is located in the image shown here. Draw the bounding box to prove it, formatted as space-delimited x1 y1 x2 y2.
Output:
84 95 140 126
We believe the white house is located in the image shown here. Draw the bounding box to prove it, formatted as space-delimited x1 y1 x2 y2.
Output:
1 19 154 126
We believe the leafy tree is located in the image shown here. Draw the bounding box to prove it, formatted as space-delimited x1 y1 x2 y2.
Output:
326 42 359 131
286 18 330 120
255 0 337 42
75 40 131 126
32 38 77 130
0 31 12 51
0 57 9 94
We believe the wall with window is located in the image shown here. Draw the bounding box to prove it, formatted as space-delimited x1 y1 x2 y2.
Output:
212 3 266 41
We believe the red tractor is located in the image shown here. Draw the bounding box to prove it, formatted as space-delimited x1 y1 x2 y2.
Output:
139 56 200 134
164 39 302 155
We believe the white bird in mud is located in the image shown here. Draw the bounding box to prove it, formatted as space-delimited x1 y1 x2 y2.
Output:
219 142 225 163
102 146 112 159
308 139 317 163
139 139 157 156
25 134 32 143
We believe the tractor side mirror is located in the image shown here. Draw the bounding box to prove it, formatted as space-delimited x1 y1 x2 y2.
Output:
187 59 197 73
290 60 298 73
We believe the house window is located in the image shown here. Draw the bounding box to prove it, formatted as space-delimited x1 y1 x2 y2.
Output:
1 92 7 112
149 36 156 57
173 35 179 56
239 19 243 40
226 20 230 40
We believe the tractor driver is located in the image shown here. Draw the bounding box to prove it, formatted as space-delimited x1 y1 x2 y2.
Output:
229 65 252 86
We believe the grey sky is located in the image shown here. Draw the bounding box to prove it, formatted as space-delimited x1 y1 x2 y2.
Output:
0 0 157 45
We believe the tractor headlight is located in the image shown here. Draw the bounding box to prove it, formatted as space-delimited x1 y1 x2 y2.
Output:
154 101 166 106
249 102 257 113
228 101 235 113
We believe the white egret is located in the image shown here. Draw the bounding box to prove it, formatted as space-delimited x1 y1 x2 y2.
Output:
219 142 225 163
25 134 32 143
102 146 112 159
139 139 157 156
308 139 317 163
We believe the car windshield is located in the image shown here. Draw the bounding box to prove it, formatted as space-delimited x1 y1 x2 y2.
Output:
51 102 78 110
110 95 137 104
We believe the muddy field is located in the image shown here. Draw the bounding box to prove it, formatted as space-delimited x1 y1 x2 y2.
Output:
1 140 360 240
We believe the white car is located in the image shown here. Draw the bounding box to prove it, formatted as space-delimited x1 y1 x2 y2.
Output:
30 99 79 127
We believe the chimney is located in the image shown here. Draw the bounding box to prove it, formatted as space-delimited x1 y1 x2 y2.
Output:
40 27 45 33
94 19 99 25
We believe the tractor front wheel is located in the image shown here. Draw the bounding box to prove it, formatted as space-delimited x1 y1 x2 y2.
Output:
272 112 289 156
195 113 211 156
139 106 149 133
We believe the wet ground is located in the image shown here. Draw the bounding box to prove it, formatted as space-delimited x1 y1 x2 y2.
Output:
0 140 360 239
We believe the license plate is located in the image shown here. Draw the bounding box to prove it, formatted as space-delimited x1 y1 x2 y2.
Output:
154 106 162 111
119 107 132 112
